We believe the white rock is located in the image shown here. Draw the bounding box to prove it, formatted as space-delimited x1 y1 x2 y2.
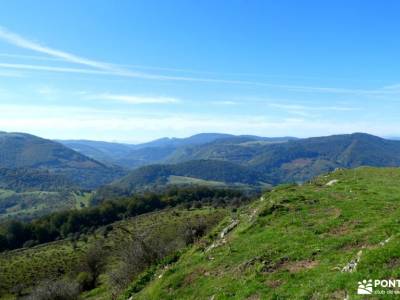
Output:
326 179 339 186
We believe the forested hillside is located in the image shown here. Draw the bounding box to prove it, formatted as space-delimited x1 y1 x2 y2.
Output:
0 132 125 190
93 160 268 203
92 133 400 197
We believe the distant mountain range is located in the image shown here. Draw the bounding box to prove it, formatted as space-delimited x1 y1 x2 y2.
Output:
92 132 400 200
58 133 296 169
3 131 400 206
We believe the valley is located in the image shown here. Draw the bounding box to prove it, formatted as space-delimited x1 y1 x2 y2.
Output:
2 131 400 299
1 4 397 299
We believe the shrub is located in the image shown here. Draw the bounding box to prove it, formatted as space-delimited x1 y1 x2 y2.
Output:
26 279 79 300
76 271 93 291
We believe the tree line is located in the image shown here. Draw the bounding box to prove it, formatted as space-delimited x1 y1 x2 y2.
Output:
0 186 252 252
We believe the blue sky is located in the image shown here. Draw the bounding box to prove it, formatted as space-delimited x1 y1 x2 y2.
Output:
0 0 400 142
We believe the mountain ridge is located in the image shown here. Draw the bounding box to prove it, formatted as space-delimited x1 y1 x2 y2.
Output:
0 131 125 190
94 133 400 198
59 134 297 169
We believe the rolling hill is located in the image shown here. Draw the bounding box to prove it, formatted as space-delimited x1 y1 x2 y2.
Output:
0 207 228 299
55 139 133 166
0 132 125 190
0 132 127 220
122 167 400 299
3 167 400 299
165 133 400 184
58 133 236 168
93 160 268 202
93 133 400 200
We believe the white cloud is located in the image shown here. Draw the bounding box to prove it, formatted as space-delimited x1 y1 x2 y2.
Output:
0 26 123 72
88 93 180 104
0 62 111 75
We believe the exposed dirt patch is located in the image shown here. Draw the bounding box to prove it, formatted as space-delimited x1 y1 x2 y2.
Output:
261 257 289 273
245 294 261 300
341 240 372 251
328 290 347 299
183 267 206 286
386 257 400 268
328 207 342 218
329 192 346 201
284 259 319 273
266 279 284 289
328 221 359 235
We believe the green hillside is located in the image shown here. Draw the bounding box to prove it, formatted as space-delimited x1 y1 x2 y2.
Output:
93 133 400 199
0 132 125 189
124 167 400 299
0 168 75 192
0 208 227 299
0 189 91 221
94 160 267 202
166 133 400 184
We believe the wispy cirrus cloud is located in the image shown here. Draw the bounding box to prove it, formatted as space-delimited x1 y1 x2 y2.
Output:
88 93 180 104
0 26 125 72
0 62 113 75
1 25 400 98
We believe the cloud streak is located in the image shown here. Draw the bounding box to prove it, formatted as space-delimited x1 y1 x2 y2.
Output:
2 26 400 98
88 93 180 104
0 26 125 72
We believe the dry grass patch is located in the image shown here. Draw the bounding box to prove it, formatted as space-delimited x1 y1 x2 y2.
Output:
283 259 319 273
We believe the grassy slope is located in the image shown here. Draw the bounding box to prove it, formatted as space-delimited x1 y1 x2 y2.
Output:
0 208 227 299
168 176 228 187
0 189 92 220
132 167 400 299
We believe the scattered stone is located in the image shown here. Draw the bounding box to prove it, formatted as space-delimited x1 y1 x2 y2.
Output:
344 291 349 300
380 237 392 246
220 220 239 239
341 250 362 273
205 238 227 252
249 209 259 220
326 179 339 186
